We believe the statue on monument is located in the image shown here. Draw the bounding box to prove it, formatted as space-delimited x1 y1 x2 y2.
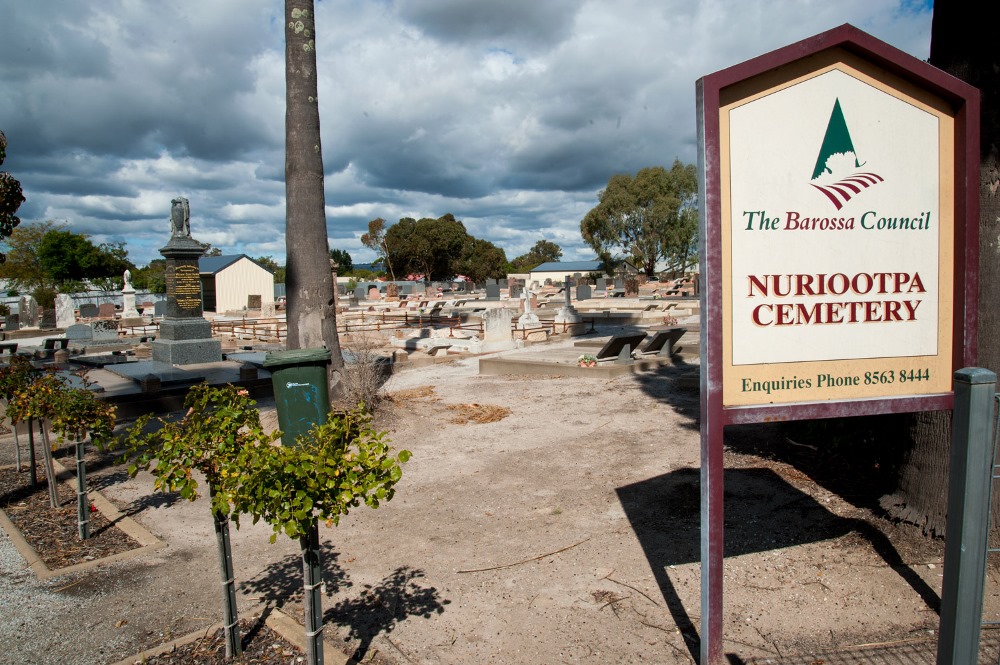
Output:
170 197 191 238
123 268 132 291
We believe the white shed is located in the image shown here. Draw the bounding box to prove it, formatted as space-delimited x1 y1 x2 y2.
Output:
199 255 274 313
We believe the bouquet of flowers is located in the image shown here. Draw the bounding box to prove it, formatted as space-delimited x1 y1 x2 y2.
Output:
578 353 597 368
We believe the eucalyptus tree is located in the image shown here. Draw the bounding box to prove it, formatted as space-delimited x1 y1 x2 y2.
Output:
580 160 698 278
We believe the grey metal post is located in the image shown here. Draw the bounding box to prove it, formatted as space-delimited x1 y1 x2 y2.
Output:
937 367 997 665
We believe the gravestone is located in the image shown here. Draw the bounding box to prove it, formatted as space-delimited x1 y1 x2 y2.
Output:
55 294 76 328
555 274 582 324
64 324 94 341
499 279 508 288
596 278 607 292
385 283 399 300
517 287 542 330
247 294 262 309
152 197 223 365
79 303 99 319
368 286 381 301
121 269 140 318
4 314 18 331
509 283 522 300
98 303 117 319
19 296 38 327
576 284 592 301
485 283 500 301
153 301 167 318
354 286 366 301
261 301 276 317
92 320 119 340
40 309 56 329
482 307 514 350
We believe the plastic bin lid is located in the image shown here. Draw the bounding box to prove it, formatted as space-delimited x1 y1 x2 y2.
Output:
263 347 332 368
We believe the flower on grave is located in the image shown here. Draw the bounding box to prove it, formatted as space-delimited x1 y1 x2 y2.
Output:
578 353 597 367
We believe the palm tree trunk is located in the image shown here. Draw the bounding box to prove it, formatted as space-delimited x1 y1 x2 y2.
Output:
284 0 344 401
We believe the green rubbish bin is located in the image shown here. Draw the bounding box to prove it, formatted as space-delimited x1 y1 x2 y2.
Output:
264 347 331 446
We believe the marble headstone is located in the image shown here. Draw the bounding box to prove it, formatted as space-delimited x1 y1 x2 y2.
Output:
55 294 76 328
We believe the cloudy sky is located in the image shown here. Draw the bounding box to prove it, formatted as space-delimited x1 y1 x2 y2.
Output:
0 1 933 268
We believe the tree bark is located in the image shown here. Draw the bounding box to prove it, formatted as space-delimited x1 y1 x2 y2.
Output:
285 0 344 399
881 6 1000 536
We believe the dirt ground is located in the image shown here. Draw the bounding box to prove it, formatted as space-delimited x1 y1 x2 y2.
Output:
2 339 999 664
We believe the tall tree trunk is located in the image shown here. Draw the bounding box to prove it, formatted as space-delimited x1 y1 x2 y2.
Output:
881 6 1000 536
285 0 344 399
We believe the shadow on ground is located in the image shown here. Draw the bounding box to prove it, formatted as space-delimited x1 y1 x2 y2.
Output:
616 466 939 663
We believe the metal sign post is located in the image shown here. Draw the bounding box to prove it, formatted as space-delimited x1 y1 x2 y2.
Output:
696 24 979 665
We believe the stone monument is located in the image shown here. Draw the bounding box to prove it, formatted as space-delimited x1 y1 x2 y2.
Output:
151 197 222 365
55 294 76 328
516 286 542 330
120 268 141 318
554 274 582 325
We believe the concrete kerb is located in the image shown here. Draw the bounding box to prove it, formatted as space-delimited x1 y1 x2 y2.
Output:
107 606 350 665
0 458 163 581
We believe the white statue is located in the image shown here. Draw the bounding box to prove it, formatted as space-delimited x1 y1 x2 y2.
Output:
123 269 132 291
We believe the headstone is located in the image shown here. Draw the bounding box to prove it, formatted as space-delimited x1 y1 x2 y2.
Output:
482 308 514 343
517 288 542 330
555 275 582 324
576 284 592 301
93 320 119 340
385 283 399 300
55 294 75 328
368 286 381 301
79 303 99 319
509 283 522 300
625 277 639 296
19 296 38 327
499 279 508 288
53 348 69 367
261 301 276 318
354 286 366 301
98 303 117 319
121 270 140 318
485 283 500 301
4 314 19 331
64 324 94 341
247 294 262 309
153 301 167 318
596 278 607 291
151 197 223 365
614 276 625 290
40 309 56 329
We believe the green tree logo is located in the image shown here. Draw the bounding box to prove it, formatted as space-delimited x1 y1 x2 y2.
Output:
809 98 883 210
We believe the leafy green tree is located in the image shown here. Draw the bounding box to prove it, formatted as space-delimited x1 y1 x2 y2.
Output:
361 218 395 280
329 248 353 273
454 237 508 282
37 230 133 284
0 220 57 291
510 239 563 272
285 0 343 401
131 259 167 293
123 385 275 660
386 214 469 280
236 406 409 665
0 131 25 263
580 161 698 277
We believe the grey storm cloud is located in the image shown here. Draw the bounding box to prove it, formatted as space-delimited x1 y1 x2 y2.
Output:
0 0 932 266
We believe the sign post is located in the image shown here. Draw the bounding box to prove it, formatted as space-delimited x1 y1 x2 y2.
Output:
696 24 979 664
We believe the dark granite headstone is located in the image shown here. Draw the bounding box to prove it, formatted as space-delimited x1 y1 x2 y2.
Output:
153 301 167 317
4 314 18 331
354 286 366 301
485 283 500 301
596 278 607 291
151 197 222 365
79 303 99 319
40 309 56 329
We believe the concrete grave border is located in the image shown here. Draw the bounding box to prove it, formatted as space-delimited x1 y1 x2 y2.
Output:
0 458 163 580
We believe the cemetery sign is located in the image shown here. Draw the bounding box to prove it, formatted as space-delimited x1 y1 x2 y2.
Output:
696 24 979 665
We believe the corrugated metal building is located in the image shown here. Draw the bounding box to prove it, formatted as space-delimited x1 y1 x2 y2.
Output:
199 255 274 313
